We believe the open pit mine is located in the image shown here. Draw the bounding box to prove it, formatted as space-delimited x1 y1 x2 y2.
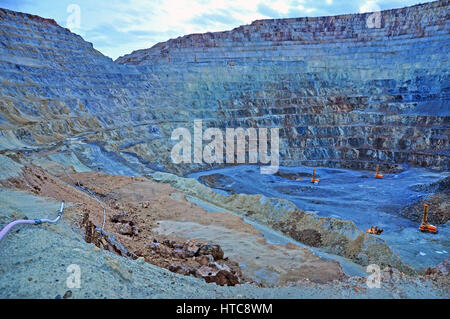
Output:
0 1 449 299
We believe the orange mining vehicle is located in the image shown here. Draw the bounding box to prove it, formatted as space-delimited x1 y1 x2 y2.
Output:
310 168 319 184
419 204 438 233
366 226 384 235
374 164 383 179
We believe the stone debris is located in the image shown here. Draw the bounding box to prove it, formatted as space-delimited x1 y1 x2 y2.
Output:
111 212 139 236
197 244 224 261
150 238 244 286
425 260 450 277
82 213 137 259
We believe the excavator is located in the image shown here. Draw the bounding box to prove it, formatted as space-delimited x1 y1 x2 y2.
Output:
374 164 383 179
310 168 319 184
366 225 383 235
419 203 438 233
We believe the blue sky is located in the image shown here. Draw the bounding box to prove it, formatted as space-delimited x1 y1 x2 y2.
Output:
0 0 433 60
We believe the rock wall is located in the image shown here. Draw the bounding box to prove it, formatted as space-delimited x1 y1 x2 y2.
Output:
0 2 449 175
116 1 450 172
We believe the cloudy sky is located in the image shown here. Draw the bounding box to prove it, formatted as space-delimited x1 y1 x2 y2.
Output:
0 0 433 60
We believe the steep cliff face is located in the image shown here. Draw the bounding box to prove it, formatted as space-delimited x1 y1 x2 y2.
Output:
0 2 449 175
116 1 450 171
0 9 163 151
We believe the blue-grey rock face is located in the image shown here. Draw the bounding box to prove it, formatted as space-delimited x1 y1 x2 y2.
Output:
0 2 449 174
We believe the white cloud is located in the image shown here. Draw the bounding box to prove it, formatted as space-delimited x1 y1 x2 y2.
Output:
271 1 292 14
360 1 381 13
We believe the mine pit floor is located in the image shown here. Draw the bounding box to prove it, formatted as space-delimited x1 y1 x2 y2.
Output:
188 165 450 271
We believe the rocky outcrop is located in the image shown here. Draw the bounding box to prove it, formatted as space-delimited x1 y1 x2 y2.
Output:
149 171 412 273
399 176 450 224
425 259 450 277
150 239 244 286
0 2 449 175
424 260 450 287
82 212 138 259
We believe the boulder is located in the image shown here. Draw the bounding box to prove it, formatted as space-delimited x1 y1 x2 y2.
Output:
196 264 239 286
197 244 224 260
168 264 196 276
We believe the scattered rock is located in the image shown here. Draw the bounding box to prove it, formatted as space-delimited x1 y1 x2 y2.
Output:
168 264 196 276
162 239 176 248
199 267 240 286
135 249 144 256
119 222 139 236
149 242 172 257
197 244 224 260
197 265 218 277
172 248 189 259
399 192 449 225
196 255 214 266
111 212 132 224
183 241 200 257
151 238 244 286
82 213 137 259
425 260 449 277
